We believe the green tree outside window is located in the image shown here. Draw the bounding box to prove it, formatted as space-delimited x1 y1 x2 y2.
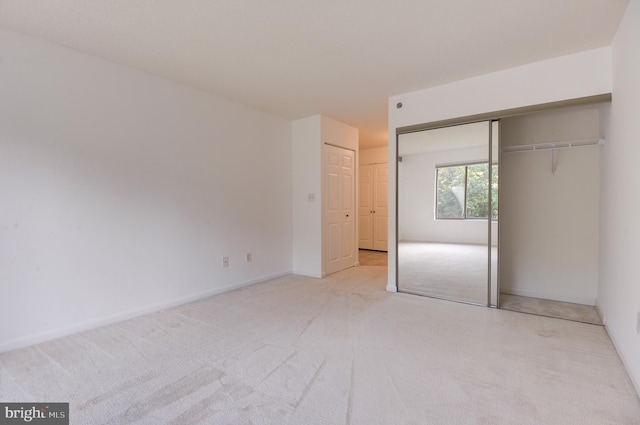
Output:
436 163 498 220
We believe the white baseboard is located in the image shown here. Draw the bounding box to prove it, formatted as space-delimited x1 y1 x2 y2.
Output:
501 287 595 306
594 301 606 325
604 324 640 398
0 270 292 354
292 269 324 279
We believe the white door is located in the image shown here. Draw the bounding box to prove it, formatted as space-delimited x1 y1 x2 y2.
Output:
358 164 374 249
324 144 356 275
372 163 388 251
359 163 388 251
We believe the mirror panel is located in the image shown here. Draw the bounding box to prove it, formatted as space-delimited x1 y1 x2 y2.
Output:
397 121 497 306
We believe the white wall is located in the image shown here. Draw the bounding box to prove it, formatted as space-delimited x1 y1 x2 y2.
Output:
322 116 359 152
360 146 387 165
390 47 612 130
500 105 601 305
292 115 358 278
0 28 293 352
398 146 493 245
387 47 612 292
292 116 322 277
598 0 640 394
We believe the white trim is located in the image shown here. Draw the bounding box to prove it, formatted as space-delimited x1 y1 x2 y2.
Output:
604 324 640 398
500 288 595 306
292 269 324 279
0 270 292 354
594 301 606 325
360 161 389 165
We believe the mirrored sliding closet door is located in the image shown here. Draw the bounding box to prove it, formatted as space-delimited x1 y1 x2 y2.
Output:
397 120 499 306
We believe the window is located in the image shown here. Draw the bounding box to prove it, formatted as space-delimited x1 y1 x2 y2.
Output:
436 163 498 220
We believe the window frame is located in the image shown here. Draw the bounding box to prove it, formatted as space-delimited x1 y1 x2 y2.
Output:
435 161 498 221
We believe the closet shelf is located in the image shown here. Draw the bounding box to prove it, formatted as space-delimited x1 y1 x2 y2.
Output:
501 138 604 153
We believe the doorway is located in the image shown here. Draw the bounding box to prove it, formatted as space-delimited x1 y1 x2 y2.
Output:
392 101 607 325
324 144 356 275
497 104 603 324
358 162 388 251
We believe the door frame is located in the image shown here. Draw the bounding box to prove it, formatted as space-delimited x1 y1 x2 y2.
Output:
358 163 374 250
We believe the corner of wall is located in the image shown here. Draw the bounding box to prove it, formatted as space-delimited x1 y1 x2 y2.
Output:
597 0 640 398
0 27 295 348
292 116 323 277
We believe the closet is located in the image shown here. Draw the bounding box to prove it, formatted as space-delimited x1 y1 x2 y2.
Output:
499 104 603 323
392 102 605 323
359 163 388 251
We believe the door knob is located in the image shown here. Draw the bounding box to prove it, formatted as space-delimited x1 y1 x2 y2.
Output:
346 214 349 217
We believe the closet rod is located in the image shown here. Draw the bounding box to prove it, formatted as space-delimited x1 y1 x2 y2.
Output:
501 138 605 153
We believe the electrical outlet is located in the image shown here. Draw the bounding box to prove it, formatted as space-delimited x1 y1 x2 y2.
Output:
222 256 229 268
246 252 252 263
636 311 640 335
308 193 315 202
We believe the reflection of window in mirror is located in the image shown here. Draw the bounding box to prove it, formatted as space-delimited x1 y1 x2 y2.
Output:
435 162 498 220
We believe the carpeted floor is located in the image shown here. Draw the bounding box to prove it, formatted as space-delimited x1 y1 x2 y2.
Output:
398 241 497 305
1 266 639 424
391 243 600 325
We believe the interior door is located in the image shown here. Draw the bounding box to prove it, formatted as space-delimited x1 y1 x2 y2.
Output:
372 163 388 251
325 144 356 275
358 164 374 249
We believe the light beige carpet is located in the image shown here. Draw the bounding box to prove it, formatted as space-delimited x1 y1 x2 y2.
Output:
1 266 639 424
398 241 497 305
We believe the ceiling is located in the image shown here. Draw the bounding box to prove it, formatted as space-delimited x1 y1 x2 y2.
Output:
0 1 629 149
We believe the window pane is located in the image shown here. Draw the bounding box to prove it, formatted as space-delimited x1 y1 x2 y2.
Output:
436 166 465 219
466 163 489 219
491 164 499 220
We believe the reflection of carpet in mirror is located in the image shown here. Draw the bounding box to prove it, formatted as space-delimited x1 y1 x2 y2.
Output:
398 241 497 305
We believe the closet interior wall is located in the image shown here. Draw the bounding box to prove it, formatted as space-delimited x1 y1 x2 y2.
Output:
499 104 602 306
